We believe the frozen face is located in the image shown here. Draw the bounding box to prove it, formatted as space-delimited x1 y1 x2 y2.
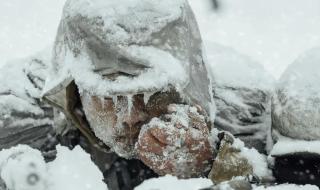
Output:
44 0 214 159
81 89 182 158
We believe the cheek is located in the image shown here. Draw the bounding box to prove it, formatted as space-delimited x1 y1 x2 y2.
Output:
81 94 118 132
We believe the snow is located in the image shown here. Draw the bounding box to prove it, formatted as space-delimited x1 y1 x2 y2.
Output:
254 184 319 190
64 46 188 96
134 175 213 190
232 137 272 178
206 42 274 91
271 134 320 156
135 176 319 190
0 145 108 190
48 146 107 190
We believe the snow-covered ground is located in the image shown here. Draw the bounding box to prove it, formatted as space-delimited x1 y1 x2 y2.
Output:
0 145 107 190
2 0 320 78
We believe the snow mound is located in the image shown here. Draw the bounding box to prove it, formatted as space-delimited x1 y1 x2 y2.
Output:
205 42 275 91
0 145 46 190
272 48 320 140
48 146 107 190
134 175 213 190
0 145 108 190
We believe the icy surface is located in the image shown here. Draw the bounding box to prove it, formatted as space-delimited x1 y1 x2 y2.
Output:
0 145 108 190
134 175 213 190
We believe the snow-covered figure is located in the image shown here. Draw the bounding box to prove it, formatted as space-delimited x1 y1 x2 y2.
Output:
206 43 274 153
0 49 56 153
43 0 216 178
271 48 320 186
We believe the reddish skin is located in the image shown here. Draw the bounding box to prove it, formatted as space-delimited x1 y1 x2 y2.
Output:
136 107 214 178
80 89 182 156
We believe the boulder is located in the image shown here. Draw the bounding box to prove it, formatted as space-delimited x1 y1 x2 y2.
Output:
206 43 274 153
272 48 320 141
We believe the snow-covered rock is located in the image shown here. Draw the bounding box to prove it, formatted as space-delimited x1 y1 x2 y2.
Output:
0 145 108 190
272 48 320 140
0 48 56 151
206 42 274 152
209 131 272 183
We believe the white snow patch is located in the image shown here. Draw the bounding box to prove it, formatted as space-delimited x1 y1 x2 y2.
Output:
57 46 188 96
254 184 319 190
134 175 213 190
271 136 320 156
48 145 107 190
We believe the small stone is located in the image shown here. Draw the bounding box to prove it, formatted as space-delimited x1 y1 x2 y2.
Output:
209 133 253 183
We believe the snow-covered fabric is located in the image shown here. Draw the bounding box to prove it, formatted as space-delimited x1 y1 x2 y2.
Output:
43 0 215 120
206 42 274 152
0 145 108 190
0 49 55 150
272 48 320 140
